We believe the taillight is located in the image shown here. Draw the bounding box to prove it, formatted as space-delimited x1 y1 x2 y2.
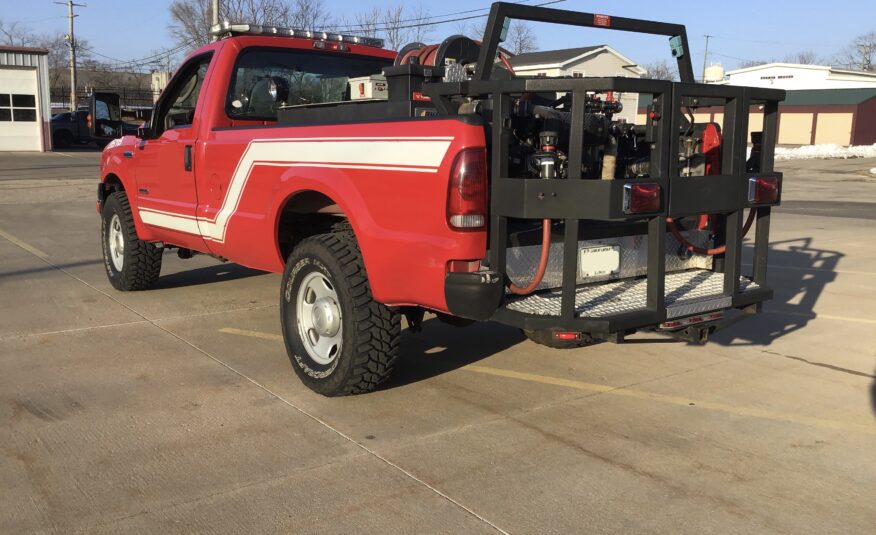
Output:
623 182 661 214
553 331 582 341
447 148 488 230
748 175 780 205
87 113 92 128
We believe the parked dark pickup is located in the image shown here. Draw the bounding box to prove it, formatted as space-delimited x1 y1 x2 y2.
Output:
51 110 138 149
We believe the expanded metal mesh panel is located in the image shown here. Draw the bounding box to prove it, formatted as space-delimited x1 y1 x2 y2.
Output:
506 270 758 319
506 230 713 291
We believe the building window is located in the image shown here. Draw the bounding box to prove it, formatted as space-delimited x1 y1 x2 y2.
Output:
537 72 547 77
0 94 37 122
571 71 584 78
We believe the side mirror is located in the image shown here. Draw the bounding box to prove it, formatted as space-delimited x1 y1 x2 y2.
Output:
89 92 122 140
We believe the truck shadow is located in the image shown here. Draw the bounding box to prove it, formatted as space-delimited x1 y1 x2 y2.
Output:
153 263 266 289
710 236 844 347
386 318 524 390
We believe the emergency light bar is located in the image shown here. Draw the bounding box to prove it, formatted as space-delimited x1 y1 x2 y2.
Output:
210 21 385 48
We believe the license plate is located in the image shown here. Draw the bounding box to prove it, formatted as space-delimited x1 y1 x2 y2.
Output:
578 245 620 278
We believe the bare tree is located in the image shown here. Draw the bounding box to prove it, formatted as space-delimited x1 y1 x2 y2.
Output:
506 21 537 55
784 50 819 65
344 3 433 51
738 59 770 68
407 4 432 44
168 0 331 50
289 0 330 31
381 4 408 51
834 31 876 71
349 8 381 38
641 60 678 81
0 19 39 47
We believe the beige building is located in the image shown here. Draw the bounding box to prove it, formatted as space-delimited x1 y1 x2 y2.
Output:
509 45 646 124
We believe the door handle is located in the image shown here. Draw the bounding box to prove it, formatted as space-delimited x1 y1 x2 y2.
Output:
184 145 193 172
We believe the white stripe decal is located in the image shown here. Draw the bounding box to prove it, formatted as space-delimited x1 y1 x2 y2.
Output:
140 209 203 234
136 137 454 242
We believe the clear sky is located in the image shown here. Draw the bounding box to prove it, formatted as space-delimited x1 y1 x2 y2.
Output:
4 0 875 71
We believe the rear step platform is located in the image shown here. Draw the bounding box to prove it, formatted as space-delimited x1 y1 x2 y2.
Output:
505 270 758 319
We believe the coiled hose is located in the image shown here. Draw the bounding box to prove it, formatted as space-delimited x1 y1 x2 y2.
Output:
507 219 551 295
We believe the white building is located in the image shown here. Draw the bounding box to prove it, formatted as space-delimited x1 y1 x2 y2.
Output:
0 46 52 151
720 63 876 90
509 45 646 124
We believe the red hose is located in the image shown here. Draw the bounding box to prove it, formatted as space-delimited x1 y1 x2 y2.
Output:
507 219 551 295
667 210 757 256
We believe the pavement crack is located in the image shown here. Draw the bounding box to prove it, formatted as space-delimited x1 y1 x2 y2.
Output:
761 349 875 379
0 243 509 535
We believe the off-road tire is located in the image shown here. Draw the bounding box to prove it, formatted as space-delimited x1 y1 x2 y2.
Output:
523 329 595 349
280 229 401 396
101 191 162 291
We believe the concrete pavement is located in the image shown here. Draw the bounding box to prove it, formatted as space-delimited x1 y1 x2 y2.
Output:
0 149 874 533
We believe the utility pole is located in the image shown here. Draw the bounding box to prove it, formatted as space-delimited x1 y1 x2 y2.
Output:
212 0 220 41
702 34 712 82
56 1 86 111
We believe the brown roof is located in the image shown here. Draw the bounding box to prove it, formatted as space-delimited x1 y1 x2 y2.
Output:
0 45 49 55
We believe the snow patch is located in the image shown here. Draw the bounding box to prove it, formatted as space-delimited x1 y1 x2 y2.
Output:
870 167 876 175
774 143 876 161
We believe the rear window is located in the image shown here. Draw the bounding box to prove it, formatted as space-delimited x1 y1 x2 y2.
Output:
227 48 392 121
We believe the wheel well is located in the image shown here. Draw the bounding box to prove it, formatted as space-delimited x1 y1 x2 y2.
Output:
277 191 347 260
99 174 125 205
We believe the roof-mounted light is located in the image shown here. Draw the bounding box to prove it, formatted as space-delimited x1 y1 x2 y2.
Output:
209 22 384 48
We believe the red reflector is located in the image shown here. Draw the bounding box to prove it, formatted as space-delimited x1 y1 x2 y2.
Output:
748 175 780 205
447 148 488 230
623 182 661 214
553 331 581 341
594 14 611 27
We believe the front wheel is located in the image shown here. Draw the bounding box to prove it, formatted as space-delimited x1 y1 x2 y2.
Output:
101 191 162 291
280 228 400 396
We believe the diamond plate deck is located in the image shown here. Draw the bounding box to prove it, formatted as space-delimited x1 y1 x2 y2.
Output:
506 230 714 291
505 270 758 319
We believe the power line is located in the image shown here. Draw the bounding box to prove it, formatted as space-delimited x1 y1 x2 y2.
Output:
326 0 540 32
329 0 567 34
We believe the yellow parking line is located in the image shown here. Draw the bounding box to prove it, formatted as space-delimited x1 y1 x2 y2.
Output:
219 327 876 436
219 327 283 341
465 365 876 436
0 228 49 258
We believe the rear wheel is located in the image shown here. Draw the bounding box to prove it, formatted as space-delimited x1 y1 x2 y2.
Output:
280 228 400 396
101 191 162 291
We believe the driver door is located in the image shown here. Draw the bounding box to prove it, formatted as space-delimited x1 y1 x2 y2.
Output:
134 53 213 251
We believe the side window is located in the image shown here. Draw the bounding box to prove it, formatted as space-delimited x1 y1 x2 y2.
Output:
226 48 392 121
153 54 212 136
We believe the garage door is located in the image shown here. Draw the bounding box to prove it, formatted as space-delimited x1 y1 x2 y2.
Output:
778 113 813 145
814 113 853 145
0 68 41 151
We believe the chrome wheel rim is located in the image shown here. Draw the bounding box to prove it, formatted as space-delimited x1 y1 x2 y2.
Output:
296 271 342 365
108 214 125 272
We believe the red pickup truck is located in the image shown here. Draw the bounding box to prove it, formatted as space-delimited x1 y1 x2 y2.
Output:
97 3 783 396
